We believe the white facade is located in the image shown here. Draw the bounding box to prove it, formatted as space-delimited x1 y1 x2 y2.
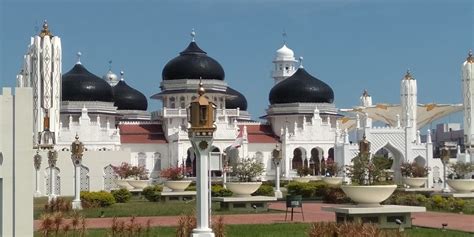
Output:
0 88 34 237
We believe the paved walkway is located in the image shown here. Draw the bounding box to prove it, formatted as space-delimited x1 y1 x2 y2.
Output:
34 202 474 233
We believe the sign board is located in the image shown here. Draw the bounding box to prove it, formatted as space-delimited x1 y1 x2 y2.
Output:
209 152 221 170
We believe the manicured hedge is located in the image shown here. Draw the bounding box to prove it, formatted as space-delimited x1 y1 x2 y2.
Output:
111 188 132 203
252 184 274 196
80 191 116 208
142 185 163 202
211 185 233 197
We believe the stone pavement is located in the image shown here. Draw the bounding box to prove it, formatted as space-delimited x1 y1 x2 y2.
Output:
34 202 474 233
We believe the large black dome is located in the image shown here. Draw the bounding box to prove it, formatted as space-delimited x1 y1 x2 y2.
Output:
269 68 334 104
113 80 148 111
62 64 114 102
226 87 247 111
162 42 225 81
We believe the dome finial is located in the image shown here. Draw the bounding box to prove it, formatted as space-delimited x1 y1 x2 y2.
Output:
404 69 412 80
467 49 473 63
198 77 205 96
362 89 369 97
120 70 125 81
76 52 82 65
282 29 287 45
108 60 112 70
299 56 304 68
39 19 53 38
191 28 196 42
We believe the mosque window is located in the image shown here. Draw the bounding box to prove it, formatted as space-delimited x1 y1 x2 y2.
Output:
180 96 186 108
169 97 176 108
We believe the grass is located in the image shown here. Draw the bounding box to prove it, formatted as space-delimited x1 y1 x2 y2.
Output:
34 223 473 237
34 196 282 219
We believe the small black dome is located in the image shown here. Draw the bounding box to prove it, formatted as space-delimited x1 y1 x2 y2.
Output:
113 80 148 111
162 42 225 81
62 64 114 102
226 87 248 111
269 68 334 104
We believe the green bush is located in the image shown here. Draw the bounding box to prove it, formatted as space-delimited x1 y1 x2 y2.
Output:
313 181 329 198
211 185 233 197
252 184 274 196
80 191 116 208
142 185 163 202
431 195 447 210
287 182 315 198
185 183 196 191
111 188 131 203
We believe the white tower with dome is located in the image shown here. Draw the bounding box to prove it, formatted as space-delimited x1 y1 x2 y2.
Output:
400 70 418 142
462 51 474 149
271 33 298 84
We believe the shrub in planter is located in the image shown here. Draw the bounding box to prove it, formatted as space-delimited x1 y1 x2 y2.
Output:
111 188 132 203
211 185 233 197
322 187 350 204
287 182 315 198
400 161 429 177
450 162 474 179
185 184 197 191
80 191 115 208
296 167 311 177
252 184 274 196
142 185 163 202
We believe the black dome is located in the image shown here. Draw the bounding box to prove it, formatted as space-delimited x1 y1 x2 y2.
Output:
269 68 334 104
113 80 148 111
162 42 225 81
62 64 114 102
226 87 248 111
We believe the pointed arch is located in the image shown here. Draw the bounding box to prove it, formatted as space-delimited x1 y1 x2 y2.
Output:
103 164 118 191
292 147 306 170
80 165 90 191
45 167 61 195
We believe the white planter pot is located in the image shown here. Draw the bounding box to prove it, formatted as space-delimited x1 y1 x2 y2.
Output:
127 180 150 190
403 177 427 188
341 185 397 207
163 180 192 192
226 182 262 197
114 179 134 190
292 177 311 183
322 177 343 186
447 179 474 193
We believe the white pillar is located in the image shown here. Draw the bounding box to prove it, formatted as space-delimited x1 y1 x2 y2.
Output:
191 137 215 237
34 169 41 197
72 164 82 209
274 164 282 198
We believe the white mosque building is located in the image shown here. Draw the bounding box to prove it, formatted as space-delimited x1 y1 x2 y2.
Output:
14 22 470 196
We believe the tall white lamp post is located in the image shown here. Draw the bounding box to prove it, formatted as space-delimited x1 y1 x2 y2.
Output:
272 145 283 199
71 134 84 210
187 81 216 237
33 149 42 197
440 146 451 193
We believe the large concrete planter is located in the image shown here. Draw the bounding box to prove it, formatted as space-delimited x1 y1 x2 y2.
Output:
226 182 262 197
127 180 150 190
163 180 192 192
402 177 427 188
292 177 311 183
322 177 343 186
447 179 474 193
341 185 397 206
114 179 134 190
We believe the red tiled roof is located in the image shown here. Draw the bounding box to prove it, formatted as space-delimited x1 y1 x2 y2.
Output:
119 124 168 144
238 124 279 143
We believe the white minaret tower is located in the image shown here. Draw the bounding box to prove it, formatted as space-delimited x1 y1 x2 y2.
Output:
400 70 417 142
17 20 62 145
462 50 474 148
360 89 372 107
271 32 297 84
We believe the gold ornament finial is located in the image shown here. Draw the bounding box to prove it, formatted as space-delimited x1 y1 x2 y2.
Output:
39 20 53 38
404 69 412 80
467 50 473 63
362 89 369 97
75 133 79 140
191 28 196 42
198 77 205 96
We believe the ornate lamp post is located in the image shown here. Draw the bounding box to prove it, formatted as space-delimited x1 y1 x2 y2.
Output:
272 144 283 199
33 149 42 197
440 146 451 193
47 149 58 202
71 134 84 209
187 81 216 237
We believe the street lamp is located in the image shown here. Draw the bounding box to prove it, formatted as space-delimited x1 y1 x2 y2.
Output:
272 144 283 199
71 134 84 209
33 149 42 197
187 80 216 237
440 146 451 193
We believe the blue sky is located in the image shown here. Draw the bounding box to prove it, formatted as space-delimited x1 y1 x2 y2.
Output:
0 0 473 126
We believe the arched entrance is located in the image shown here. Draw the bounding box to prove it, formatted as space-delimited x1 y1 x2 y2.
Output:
310 148 323 175
292 147 306 170
186 148 197 177
374 143 403 183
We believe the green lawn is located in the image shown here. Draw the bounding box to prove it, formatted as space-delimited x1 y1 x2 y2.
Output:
35 223 473 237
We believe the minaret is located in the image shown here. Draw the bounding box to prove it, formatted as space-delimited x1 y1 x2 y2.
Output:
400 70 417 142
462 50 474 148
17 20 62 145
360 89 372 107
271 32 297 84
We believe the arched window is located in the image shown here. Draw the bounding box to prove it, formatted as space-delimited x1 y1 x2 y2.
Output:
169 97 176 108
137 152 147 168
292 148 303 170
180 96 186 109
